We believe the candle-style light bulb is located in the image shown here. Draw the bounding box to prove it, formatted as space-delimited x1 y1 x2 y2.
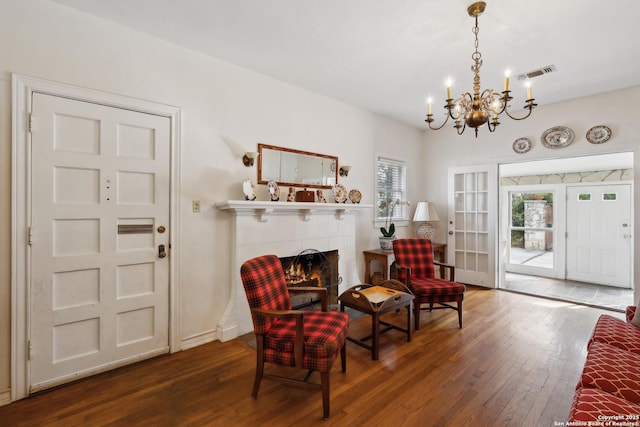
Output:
427 97 433 115
525 80 532 100
446 78 453 100
504 69 511 91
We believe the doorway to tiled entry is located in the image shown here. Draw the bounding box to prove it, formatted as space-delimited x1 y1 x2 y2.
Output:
502 273 633 312
503 245 634 312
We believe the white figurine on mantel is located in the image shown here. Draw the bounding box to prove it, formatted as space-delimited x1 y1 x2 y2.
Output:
267 181 280 201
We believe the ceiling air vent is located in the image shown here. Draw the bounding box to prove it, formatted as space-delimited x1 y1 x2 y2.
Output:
516 65 557 80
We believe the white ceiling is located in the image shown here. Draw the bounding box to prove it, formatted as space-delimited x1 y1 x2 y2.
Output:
51 0 640 129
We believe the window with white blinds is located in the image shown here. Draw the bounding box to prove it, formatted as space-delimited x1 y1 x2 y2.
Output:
376 156 407 220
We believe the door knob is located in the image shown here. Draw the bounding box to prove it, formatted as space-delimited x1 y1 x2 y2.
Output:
158 244 167 258
448 231 454 235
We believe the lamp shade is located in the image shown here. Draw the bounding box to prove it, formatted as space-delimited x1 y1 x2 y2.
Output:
413 201 440 222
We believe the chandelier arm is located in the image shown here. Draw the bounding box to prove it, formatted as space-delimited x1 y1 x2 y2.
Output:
502 101 536 121
425 113 451 130
487 119 499 132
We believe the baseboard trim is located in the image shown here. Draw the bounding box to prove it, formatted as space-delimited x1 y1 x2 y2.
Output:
0 389 13 406
181 329 217 350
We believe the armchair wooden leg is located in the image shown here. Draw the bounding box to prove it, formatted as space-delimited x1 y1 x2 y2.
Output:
321 372 330 420
414 302 421 331
252 340 265 398
457 300 463 328
340 343 346 373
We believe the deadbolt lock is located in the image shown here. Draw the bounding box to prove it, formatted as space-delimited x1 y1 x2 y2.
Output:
158 244 167 258
157 225 166 233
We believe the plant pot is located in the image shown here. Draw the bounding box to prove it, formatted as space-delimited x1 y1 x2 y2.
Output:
379 236 396 250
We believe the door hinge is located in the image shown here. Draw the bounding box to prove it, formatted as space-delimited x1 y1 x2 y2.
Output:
28 227 33 245
27 340 32 361
28 113 35 133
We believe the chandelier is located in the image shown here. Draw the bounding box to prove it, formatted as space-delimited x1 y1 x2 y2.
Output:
425 2 536 137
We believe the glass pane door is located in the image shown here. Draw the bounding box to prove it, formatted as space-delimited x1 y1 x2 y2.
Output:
448 165 496 287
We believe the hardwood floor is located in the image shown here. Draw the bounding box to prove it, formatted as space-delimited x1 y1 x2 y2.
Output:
0 287 623 426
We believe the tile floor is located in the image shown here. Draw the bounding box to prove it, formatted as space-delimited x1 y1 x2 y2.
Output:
502 272 634 312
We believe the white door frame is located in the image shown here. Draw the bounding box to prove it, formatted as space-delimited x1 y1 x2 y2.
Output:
11 74 182 401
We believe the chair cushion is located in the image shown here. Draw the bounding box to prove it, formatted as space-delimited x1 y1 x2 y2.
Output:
264 311 349 372
411 277 466 297
589 314 640 355
578 341 640 404
569 387 640 423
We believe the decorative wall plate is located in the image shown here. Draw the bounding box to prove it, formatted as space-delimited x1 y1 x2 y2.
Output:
349 188 362 204
541 126 575 149
333 184 348 203
512 137 532 154
242 178 256 201
267 180 280 201
586 125 612 144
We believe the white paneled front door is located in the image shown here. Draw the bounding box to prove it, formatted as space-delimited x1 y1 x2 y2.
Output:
566 184 632 288
29 93 171 392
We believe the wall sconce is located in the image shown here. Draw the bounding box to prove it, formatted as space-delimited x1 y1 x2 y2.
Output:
339 165 351 177
242 152 258 167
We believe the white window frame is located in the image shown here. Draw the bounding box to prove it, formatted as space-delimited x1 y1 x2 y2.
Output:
375 154 409 228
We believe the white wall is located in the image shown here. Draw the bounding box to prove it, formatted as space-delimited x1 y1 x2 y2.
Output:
420 86 640 296
0 0 424 399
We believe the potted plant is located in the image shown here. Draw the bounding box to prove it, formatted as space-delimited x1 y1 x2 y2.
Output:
379 199 398 250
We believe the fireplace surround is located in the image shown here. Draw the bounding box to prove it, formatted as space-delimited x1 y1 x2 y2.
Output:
280 249 340 308
215 200 370 341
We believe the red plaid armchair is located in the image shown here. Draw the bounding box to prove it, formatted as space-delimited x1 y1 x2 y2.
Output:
240 254 349 420
392 238 465 330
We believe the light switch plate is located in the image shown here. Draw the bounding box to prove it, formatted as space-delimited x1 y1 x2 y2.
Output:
192 200 201 213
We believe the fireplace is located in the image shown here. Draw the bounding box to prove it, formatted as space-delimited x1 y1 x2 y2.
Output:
214 200 370 342
279 249 340 308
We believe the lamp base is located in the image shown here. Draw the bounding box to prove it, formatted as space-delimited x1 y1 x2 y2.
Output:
417 222 436 240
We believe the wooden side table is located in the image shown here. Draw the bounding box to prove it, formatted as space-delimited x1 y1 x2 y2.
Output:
363 249 395 284
339 281 414 360
432 243 446 263
364 244 447 283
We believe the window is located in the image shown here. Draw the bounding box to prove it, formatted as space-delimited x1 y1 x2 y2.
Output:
376 156 407 221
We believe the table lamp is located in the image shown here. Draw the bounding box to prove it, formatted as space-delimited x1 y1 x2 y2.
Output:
413 201 439 240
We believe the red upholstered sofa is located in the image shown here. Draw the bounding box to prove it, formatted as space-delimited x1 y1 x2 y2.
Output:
568 306 640 422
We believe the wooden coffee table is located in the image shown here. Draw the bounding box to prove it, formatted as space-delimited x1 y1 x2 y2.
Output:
339 280 414 360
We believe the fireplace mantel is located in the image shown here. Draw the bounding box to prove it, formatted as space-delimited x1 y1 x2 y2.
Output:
214 199 369 342
216 200 372 221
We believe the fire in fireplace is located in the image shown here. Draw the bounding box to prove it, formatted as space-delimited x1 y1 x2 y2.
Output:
279 249 340 308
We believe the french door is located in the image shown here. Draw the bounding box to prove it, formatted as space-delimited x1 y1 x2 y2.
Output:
447 165 497 287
